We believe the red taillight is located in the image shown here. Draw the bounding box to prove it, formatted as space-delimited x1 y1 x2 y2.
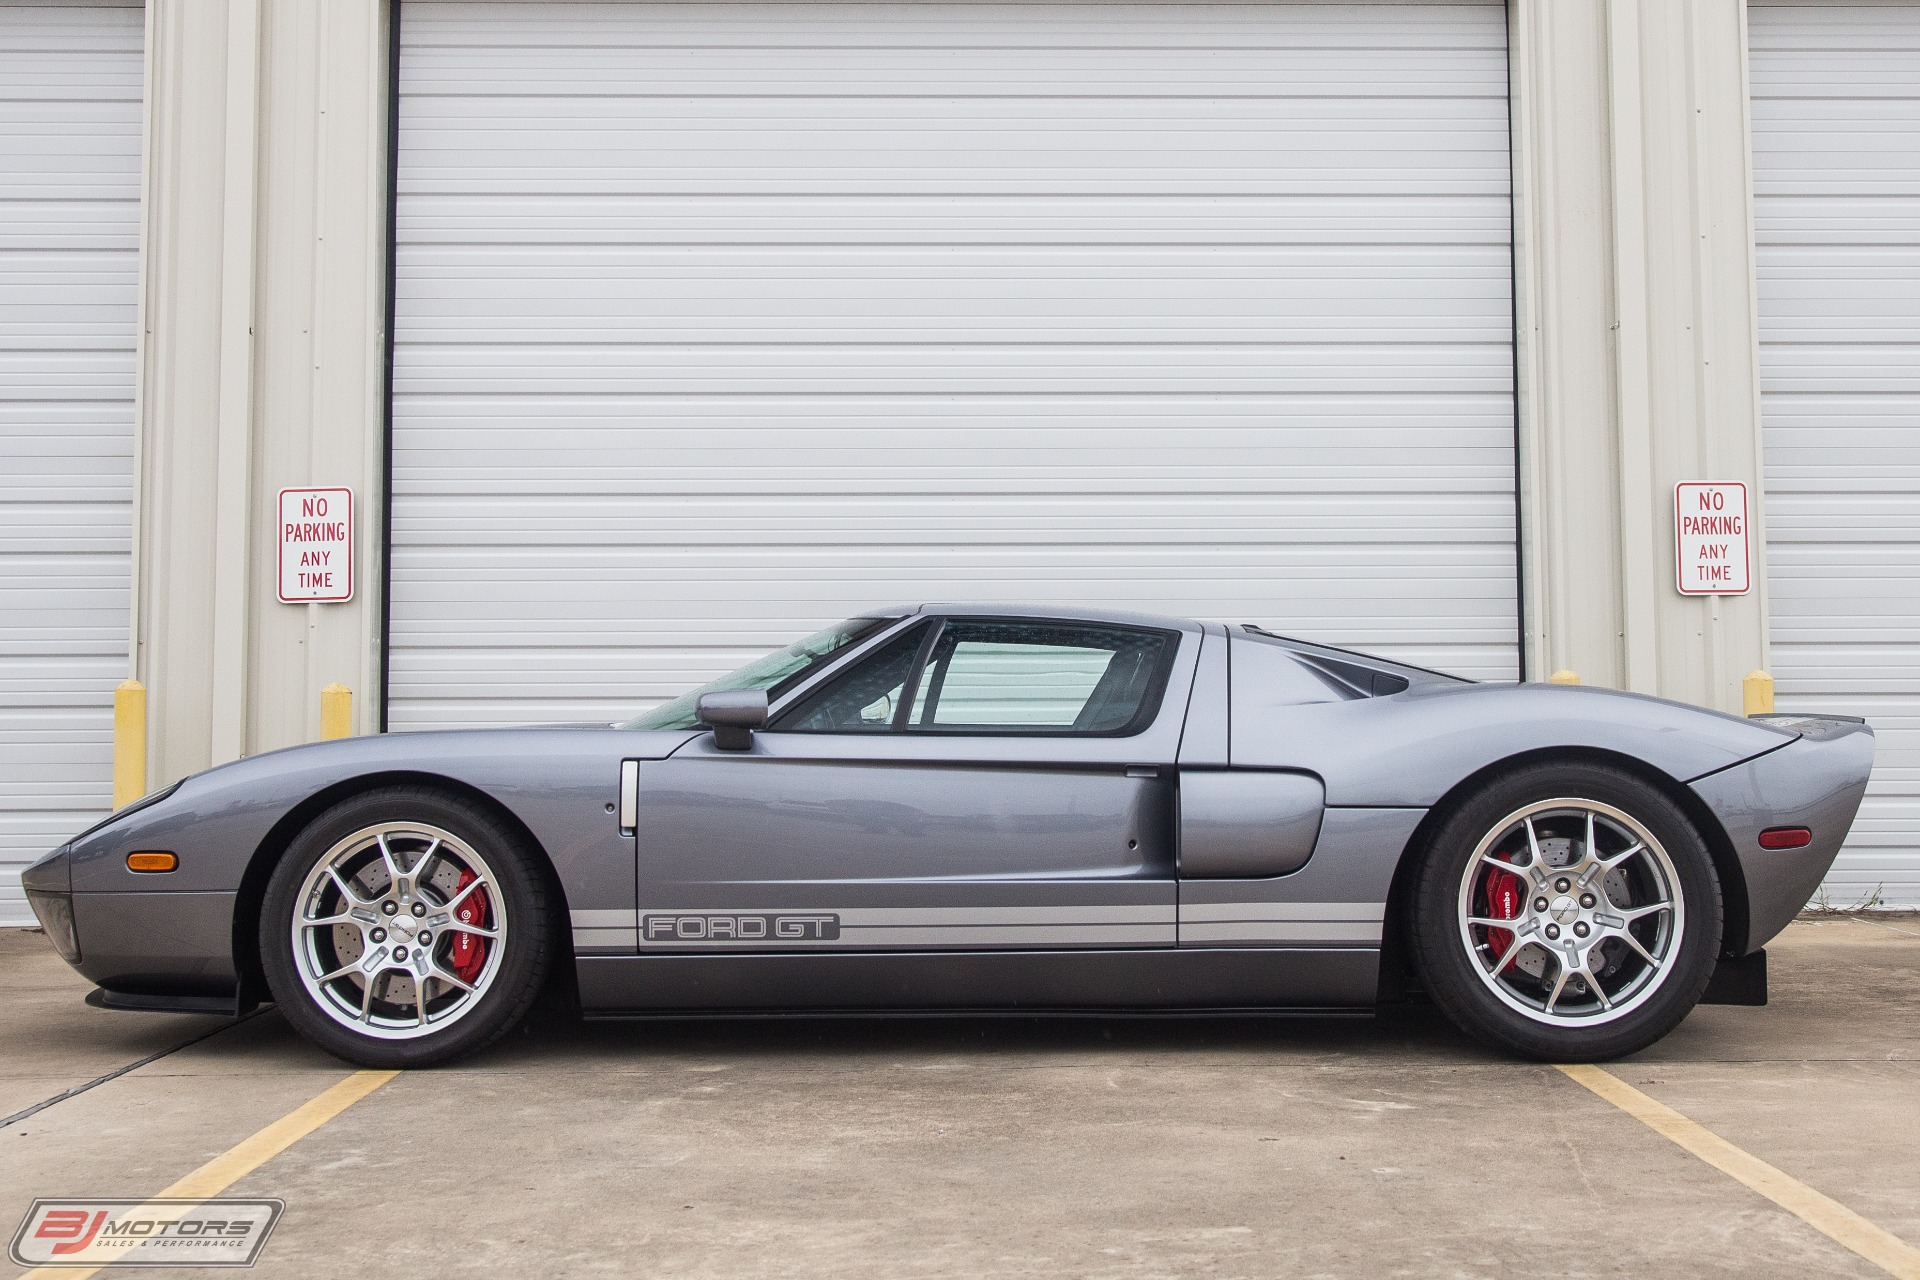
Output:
1759 827 1813 850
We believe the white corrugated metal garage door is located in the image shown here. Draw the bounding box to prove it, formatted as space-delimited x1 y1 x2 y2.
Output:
1752 1 1920 908
389 0 1516 730
0 0 142 926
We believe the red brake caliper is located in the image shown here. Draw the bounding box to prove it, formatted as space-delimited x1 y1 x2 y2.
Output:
1483 866 1523 966
448 869 491 985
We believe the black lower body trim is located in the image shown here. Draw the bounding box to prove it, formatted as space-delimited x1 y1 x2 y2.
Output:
85 987 257 1017
576 947 1378 1015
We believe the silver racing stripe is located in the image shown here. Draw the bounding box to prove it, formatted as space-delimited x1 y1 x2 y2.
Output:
573 926 639 953
572 904 1382 950
636 905 1172 949
572 909 641 953
573 907 1171 926
1178 902 1385 922
839 906 1165 926
572 909 640 928
1178 901 1383 946
1178 922 1382 945
819 925 1171 947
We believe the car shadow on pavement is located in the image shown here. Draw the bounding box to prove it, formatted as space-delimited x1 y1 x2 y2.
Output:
449 995 1506 1071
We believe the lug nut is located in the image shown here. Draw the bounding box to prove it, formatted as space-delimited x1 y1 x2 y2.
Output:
1580 893 1596 909
412 902 427 917
1554 877 1572 894
1574 922 1591 938
370 928 386 944
392 946 408 961
416 931 431 945
1534 897 1549 913
1544 924 1561 941
382 900 398 916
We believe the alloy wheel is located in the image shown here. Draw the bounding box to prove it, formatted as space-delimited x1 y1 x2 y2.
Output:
1456 798 1685 1028
289 822 506 1040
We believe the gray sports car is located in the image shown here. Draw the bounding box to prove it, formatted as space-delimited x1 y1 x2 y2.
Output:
24 605 1874 1067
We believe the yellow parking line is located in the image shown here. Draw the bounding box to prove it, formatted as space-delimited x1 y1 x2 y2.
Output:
17 1069 398 1279
1559 1063 1920 1280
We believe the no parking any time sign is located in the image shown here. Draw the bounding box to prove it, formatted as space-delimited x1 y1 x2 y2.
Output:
278 487 353 603
1674 482 1750 596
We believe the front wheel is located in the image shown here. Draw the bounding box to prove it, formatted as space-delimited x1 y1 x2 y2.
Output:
1409 762 1722 1061
260 787 551 1068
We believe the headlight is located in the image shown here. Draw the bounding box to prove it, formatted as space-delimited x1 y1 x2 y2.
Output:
25 890 80 964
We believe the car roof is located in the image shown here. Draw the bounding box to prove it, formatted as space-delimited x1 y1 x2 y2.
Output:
857 603 1203 632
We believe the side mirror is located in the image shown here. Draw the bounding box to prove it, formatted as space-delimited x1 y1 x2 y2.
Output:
697 689 769 751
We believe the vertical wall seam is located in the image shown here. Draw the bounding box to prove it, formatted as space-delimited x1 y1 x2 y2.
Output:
1535 0 1565 682
131 0 172 777
1686 0 1723 703
378 0 401 734
145 0 187 781
1509 0 1553 681
1535 0 1569 682
1732 0 1770 664
306 0 332 740
1504 0 1528 684
208 0 265 764
1605 0 1659 693
128 0 159 694
360 1 390 737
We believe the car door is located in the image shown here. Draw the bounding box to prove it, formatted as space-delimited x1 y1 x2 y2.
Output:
630 613 1199 954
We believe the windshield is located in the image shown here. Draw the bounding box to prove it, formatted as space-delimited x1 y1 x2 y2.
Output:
620 617 894 730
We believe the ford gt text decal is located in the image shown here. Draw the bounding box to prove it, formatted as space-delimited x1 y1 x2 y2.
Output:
575 905 1384 951
642 913 841 942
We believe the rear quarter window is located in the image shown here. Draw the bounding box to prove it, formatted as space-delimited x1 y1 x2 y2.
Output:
1229 635 1365 705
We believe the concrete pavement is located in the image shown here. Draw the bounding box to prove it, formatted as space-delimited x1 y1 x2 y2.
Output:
1 918 1915 1278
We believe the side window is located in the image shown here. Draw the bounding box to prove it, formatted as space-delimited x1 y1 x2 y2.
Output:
773 625 926 732
909 621 1174 735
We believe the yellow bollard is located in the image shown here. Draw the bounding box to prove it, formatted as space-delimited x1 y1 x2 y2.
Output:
1549 670 1581 686
1743 669 1775 717
320 683 353 740
113 678 147 809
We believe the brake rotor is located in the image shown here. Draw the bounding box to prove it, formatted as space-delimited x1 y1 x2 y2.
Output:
1502 836 1575 982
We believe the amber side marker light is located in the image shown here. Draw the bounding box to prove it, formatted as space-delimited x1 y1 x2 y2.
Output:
1758 827 1813 851
126 851 178 873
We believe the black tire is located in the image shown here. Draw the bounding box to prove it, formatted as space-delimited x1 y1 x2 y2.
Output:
1409 761 1722 1061
260 786 551 1068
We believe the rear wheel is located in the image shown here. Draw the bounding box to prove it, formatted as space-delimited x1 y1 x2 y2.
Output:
1410 762 1721 1060
260 787 550 1068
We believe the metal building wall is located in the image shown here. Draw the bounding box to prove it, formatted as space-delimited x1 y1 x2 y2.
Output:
0 0 143 924
1510 0 1770 710
130 0 388 791
1752 0 1920 907
85 0 1786 897
386 0 1520 730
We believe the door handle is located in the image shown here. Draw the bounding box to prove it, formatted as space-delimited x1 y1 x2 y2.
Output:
619 760 639 833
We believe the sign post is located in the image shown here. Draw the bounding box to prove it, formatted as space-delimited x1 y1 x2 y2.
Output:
277 487 354 604
1673 482 1750 596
